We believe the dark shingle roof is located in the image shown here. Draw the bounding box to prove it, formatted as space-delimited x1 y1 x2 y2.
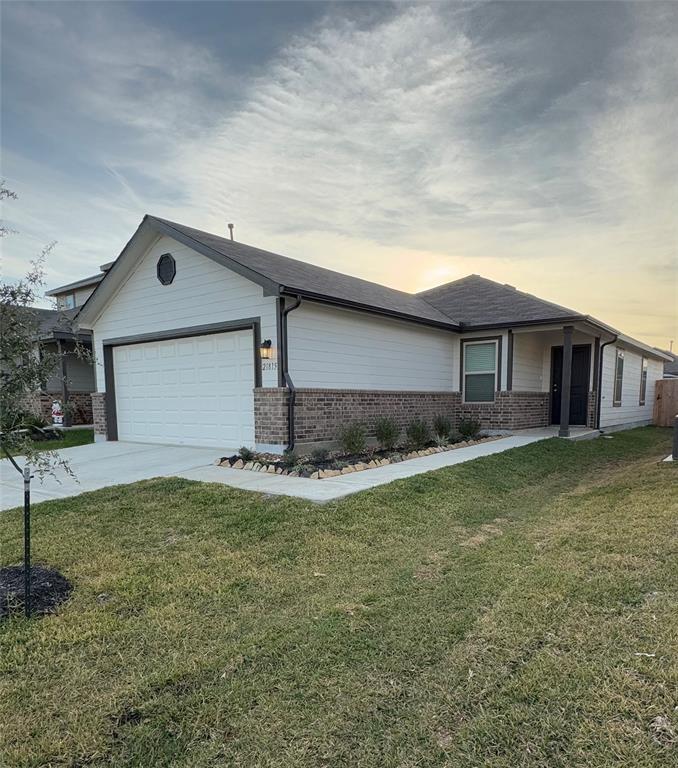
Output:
418 274 584 327
9 306 90 340
658 350 678 376
152 217 458 328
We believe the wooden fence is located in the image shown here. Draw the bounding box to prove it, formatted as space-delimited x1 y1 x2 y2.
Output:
653 379 678 427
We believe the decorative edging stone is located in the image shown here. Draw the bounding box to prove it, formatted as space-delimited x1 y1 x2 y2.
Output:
215 436 504 480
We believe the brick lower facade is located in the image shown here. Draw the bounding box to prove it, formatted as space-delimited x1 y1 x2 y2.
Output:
460 391 550 431
254 387 552 447
91 392 108 437
23 390 93 426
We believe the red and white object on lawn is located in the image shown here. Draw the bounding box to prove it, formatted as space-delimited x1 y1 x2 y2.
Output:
51 400 64 427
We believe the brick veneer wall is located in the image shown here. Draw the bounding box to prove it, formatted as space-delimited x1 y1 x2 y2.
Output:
255 388 554 447
254 387 463 446
460 391 550 430
23 390 93 426
91 392 108 437
587 390 597 428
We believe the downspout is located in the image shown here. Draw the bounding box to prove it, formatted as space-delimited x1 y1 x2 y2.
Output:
596 335 618 430
281 295 302 451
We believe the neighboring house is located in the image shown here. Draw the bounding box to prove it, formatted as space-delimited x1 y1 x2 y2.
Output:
18 307 95 426
75 215 670 452
657 350 678 378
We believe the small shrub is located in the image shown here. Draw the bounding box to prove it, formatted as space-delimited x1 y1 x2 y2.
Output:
432 414 452 443
375 416 400 451
310 447 329 463
281 448 296 468
238 446 255 462
338 423 367 455
406 419 431 449
458 418 481 440
447 429 462 444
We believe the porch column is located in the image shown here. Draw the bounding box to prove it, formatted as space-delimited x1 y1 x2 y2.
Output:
57 339 72 428
559 325 574 437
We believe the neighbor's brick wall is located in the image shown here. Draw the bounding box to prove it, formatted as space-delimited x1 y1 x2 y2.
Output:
91 392 108 437
22 390 93 426
460 391 550 430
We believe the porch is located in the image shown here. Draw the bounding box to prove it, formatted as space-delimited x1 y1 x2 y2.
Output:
505 322 615 437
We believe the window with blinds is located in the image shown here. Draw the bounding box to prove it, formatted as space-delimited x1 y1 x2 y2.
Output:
463 341 497 402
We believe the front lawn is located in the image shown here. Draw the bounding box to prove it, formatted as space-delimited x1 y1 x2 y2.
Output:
0 427 93 458
1 428 675 767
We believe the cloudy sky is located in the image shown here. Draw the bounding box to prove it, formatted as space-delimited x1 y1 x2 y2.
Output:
1 1 676 346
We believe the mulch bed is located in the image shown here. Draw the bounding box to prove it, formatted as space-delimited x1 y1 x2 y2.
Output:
0 564 72 619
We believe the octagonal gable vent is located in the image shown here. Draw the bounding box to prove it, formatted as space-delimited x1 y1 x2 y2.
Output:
157 253 176 285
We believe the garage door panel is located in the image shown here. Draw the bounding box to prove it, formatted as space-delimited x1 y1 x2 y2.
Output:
113 329 255 449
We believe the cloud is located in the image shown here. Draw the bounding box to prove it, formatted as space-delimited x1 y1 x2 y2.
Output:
1 2 676 346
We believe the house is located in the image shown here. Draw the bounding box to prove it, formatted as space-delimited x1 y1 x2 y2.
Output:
18 306 96 426
74 215 670 452
658 350 678 379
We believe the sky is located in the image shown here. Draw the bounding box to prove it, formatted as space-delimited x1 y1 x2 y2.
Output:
1 0 676 348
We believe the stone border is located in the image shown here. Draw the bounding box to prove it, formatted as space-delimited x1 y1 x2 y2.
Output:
216 436 503 479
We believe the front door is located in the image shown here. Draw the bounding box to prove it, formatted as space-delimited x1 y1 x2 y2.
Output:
551 345 591 425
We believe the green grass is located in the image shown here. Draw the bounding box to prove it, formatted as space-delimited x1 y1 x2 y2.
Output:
1 427 93 458
1 428 676 767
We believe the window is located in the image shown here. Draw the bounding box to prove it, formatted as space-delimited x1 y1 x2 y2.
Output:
639 356 648 405
613 348 624 406
59 293 76 310
463 340 497 402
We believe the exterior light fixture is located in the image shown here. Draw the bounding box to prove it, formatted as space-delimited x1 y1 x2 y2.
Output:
260 339 273 359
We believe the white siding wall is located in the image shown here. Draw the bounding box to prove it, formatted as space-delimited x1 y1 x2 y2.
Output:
91 236 278 391
287 302 456 390
599 345 661 428
512 333 545 391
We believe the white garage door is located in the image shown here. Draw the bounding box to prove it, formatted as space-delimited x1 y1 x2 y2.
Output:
113 330 255 449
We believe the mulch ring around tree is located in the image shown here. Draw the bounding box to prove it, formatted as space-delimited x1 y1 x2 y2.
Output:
0 564 72 619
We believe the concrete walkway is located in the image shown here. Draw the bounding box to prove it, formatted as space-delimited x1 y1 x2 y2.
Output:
1 434 548 509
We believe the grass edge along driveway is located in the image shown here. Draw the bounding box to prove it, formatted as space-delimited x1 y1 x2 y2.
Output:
1 427 676 767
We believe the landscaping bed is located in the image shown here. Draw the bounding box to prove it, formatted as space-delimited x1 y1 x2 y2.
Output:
216 435 503 479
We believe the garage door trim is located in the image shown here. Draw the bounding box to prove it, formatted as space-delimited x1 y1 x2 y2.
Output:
102 318 262 441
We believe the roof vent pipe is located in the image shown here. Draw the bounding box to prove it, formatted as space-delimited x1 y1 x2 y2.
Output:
228 223 234 241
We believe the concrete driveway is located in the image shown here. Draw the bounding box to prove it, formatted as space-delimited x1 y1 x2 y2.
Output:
0 441 220 511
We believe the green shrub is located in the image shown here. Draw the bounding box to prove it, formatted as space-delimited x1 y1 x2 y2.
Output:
406 419 431 449
375 416 400 451
238 446 255 462
432 414 452 443
338 423 367 455
281 448 296 468
447 429 462 444
458 418 481 440
310 447 329 463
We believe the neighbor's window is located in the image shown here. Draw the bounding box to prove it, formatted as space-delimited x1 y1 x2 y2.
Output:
639 356 648 405
59 293 76 310
613 348 624 406
463 341 497 402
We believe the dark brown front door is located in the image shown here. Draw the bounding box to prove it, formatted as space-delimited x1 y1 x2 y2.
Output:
551 345 591 425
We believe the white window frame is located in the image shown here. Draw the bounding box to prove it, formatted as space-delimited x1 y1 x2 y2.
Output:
462 339 498 404
639 356 648 406
613 348 624 406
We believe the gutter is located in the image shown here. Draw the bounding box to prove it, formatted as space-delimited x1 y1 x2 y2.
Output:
280 295 302 451
596 335 618 429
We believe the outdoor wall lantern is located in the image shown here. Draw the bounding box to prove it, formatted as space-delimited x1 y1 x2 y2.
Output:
260 339 273 359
